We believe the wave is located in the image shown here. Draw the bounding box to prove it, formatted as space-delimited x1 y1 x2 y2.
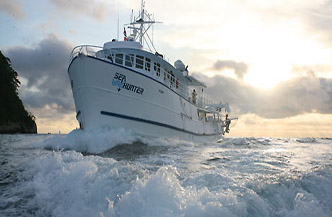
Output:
19 150 332 217
29 126 199 155
217 137 277 149
295 138 318 144
31 127 142 154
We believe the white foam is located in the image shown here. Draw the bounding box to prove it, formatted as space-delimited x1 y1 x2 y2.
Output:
30 127 196 154
218 137 249 147
32 127 140 154
285 191 329 217
9 135 332 217
114 166 247 217
23 152 245 217
22 151 125 216
19 148 332 217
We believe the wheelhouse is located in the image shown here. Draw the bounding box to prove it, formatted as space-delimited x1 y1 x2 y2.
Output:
94 40 209 106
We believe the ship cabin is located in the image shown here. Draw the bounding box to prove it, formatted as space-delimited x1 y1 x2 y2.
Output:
96 40 210 108
91 39 223 123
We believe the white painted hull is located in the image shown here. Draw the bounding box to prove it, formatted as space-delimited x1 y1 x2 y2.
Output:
68 54 223 141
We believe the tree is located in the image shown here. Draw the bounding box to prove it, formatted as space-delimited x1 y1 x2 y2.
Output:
0 51 37 133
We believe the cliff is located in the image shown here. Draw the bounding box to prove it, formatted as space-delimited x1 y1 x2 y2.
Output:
0 51 37 134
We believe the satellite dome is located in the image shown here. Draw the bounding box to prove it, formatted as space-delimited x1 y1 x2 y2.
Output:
174 60 186 71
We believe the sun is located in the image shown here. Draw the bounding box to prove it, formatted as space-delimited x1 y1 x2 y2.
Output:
243 61 293 89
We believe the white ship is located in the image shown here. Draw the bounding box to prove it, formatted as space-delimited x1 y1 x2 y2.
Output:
68 1 236 141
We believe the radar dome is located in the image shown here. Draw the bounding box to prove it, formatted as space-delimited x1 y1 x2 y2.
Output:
174 60 186 71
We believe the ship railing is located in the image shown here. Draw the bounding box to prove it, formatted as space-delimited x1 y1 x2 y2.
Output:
156 67 216 109
69 45 103 63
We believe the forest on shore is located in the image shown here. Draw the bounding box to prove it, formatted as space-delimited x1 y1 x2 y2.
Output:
0 51 37 134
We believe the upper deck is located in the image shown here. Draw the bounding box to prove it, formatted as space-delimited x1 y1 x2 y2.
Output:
103 40 143 50
69 41 217 111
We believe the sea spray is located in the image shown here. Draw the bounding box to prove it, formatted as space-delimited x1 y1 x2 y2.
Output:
32 127 140 154
1 135 332 217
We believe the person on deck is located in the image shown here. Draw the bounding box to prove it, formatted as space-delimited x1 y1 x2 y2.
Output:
192 89 197 105
225 114 231 133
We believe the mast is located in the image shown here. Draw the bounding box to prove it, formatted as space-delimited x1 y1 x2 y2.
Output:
125 0 161 52
117 0 120 40
139 0 144 45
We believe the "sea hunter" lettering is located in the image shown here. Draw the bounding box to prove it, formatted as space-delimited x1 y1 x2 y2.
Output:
112 73 144 95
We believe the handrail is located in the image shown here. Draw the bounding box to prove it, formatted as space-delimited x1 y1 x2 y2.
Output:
69 45 103 63
69 45 217 111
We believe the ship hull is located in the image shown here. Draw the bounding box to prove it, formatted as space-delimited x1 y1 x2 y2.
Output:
68 54 222 141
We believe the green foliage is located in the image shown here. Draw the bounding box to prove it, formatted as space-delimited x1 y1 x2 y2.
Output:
0 50 36 132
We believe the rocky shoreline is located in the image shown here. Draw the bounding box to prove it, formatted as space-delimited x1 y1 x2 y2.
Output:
0 121 37 134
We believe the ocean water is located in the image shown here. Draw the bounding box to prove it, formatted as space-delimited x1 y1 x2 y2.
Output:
1 129 332 217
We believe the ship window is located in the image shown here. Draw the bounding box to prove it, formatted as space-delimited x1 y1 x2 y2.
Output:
107 54 114 63
115 54 123 65
145 57 151 71
170 71 175 87
136 55 144 69
125 54 134 67
206 113 215 122
154 62 161 76
198 111 207 122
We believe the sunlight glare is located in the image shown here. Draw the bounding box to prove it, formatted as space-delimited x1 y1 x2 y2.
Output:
244 60 292 89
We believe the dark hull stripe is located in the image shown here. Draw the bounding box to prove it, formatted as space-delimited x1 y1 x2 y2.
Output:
100 111 219 137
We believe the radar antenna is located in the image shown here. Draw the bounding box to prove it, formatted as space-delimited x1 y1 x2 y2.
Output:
125 0 161 52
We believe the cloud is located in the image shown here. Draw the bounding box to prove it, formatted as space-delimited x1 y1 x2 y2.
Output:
305 0 332 45
212 60 248 80
256 0 332 48
202 72 332 119
231 113 332 137
0 0 25 19
5 34 75 115
50 0 109 21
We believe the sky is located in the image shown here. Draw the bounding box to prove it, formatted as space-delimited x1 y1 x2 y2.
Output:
1 0 332 137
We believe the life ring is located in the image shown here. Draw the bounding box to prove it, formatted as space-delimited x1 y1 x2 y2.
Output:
176 79 179 89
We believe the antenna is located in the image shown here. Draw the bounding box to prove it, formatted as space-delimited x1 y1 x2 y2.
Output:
130 9 133 36
124 0 162 51
139 0 144 45
117 0 119 40
152 14 154 44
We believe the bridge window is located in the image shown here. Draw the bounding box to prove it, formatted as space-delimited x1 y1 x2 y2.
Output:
125 54 134 67
136 55 144 69
198 111 207 122
145 57 151 71
115 54 123 65
206 113 215 122
170 71 175 87
154 62 160 76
